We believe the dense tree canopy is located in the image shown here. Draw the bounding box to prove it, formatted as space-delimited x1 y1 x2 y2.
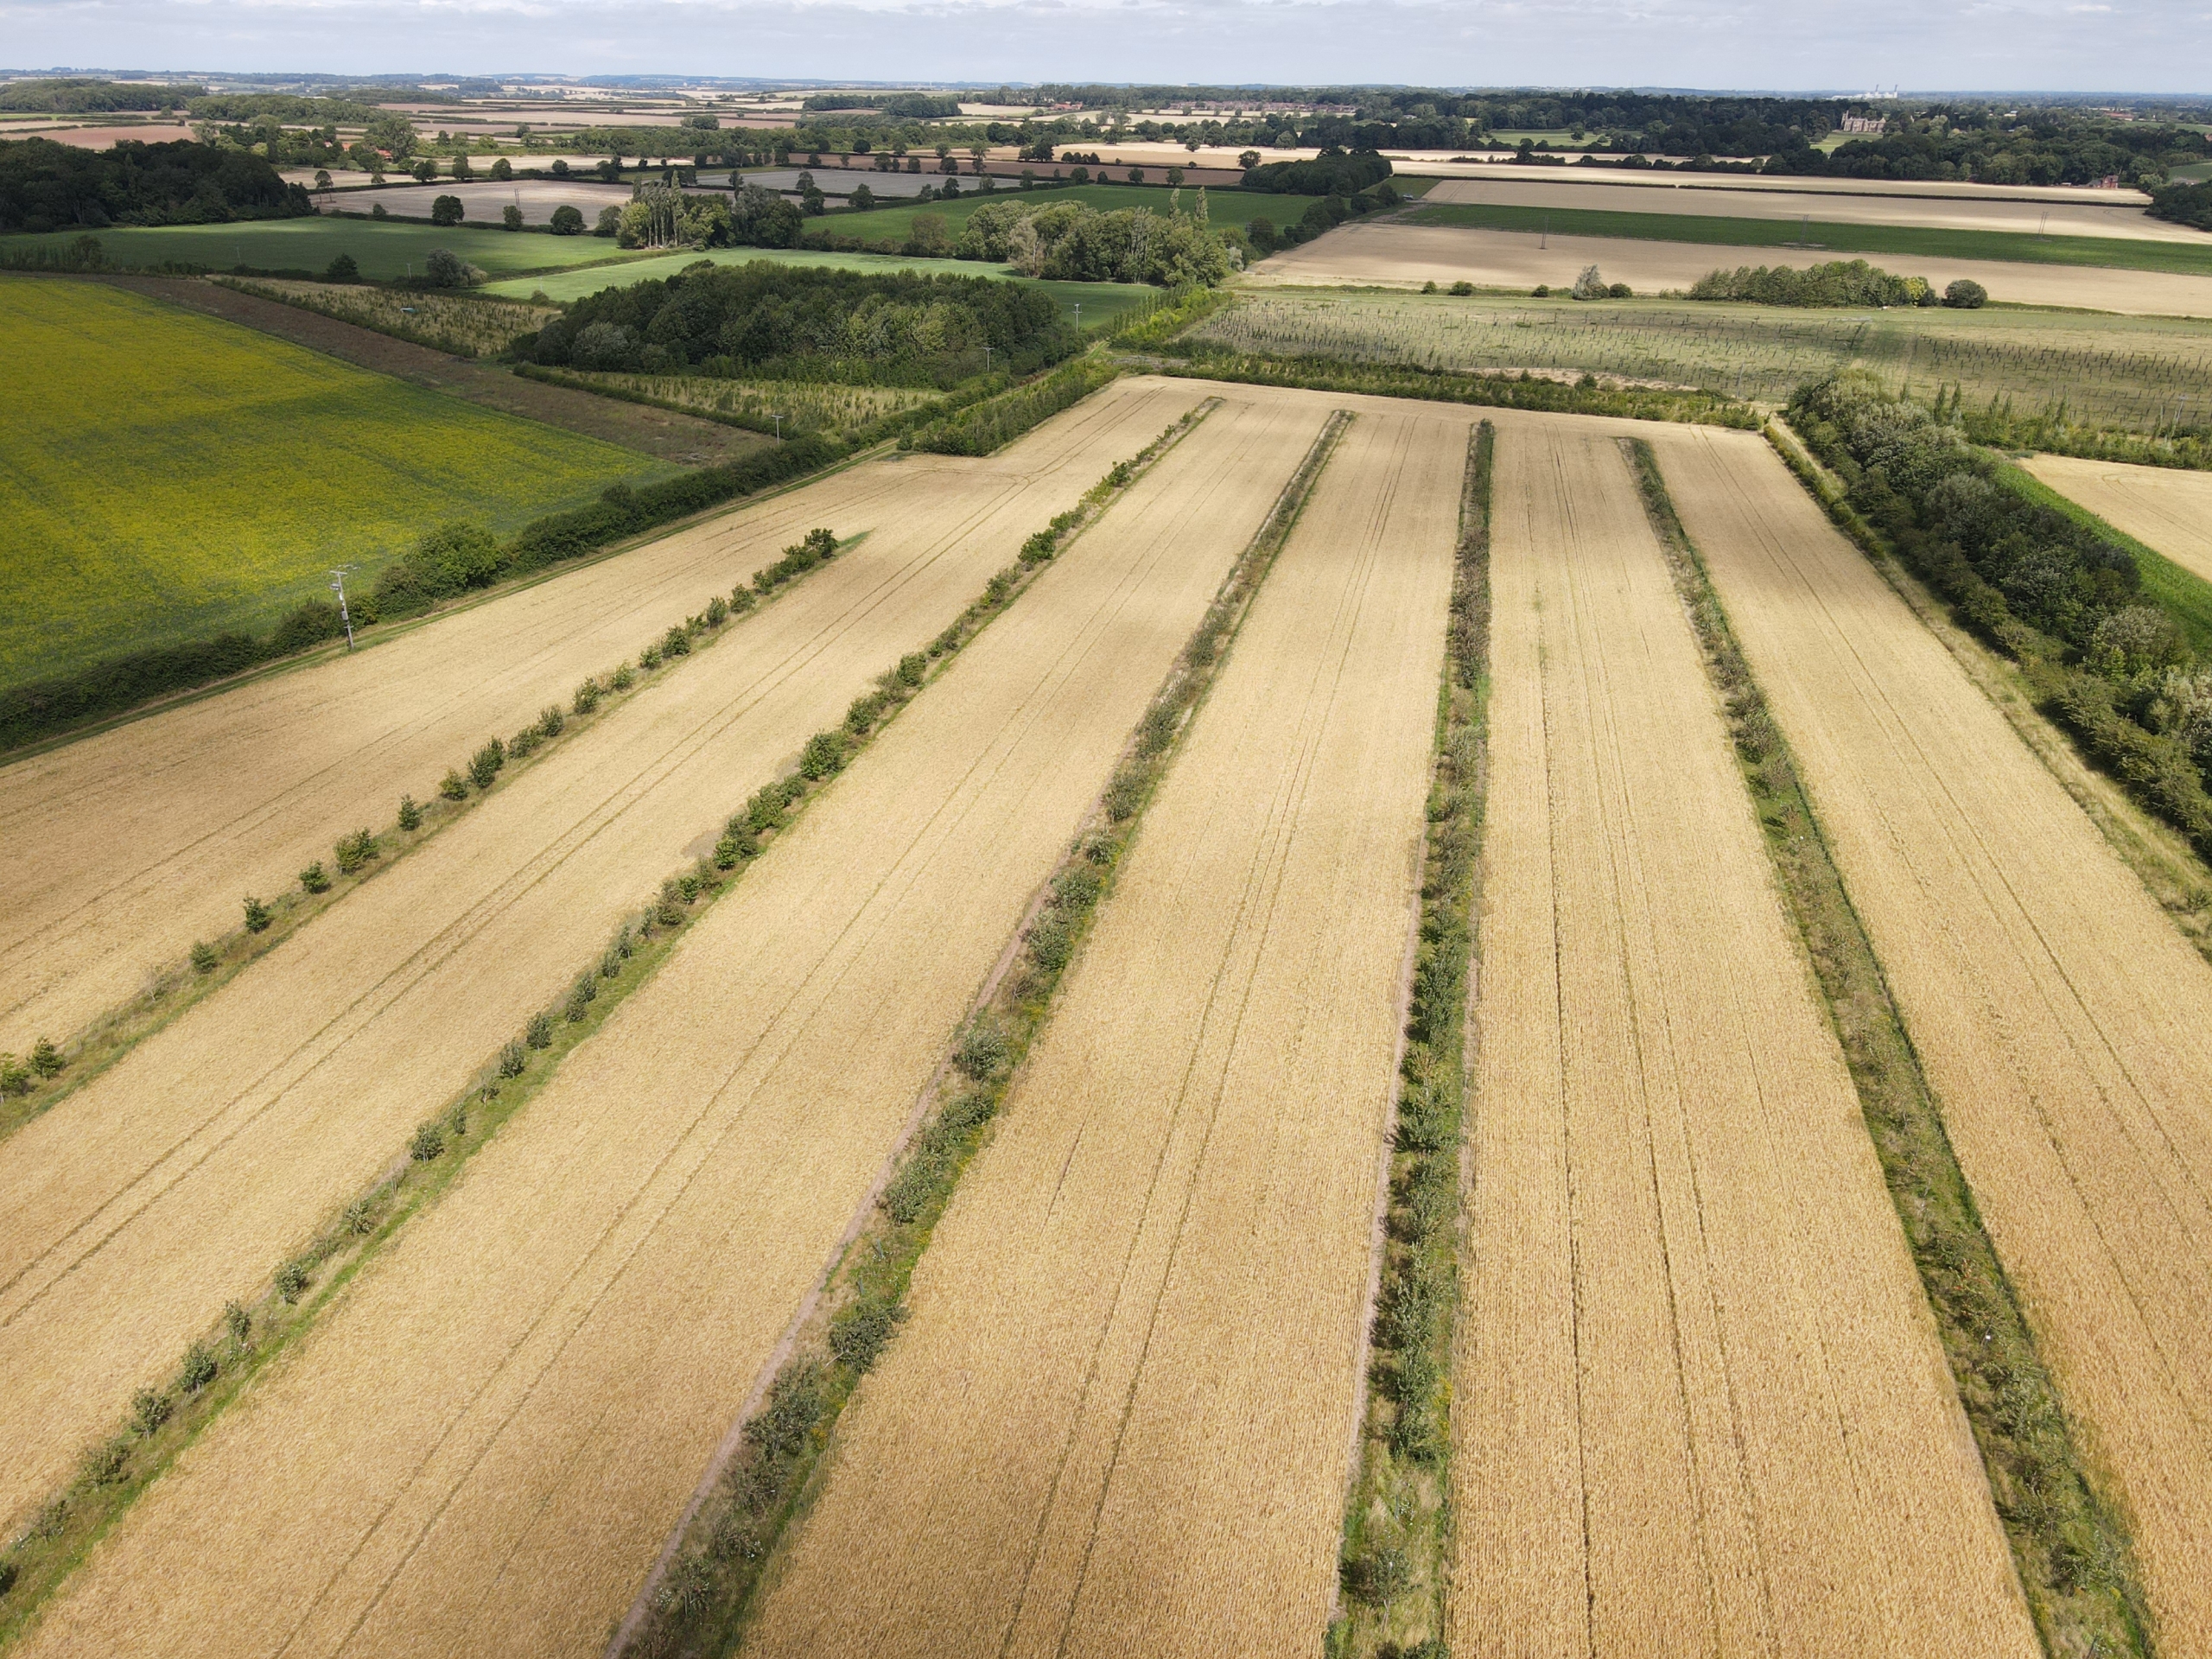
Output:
2149 180 2212 232
0 78 201 112
0 138 311 232
522 261 1077 385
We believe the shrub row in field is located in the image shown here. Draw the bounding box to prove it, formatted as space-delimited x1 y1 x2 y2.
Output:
1630 436 2151 1659
1789 372 2212 862
1154 346 1762 429
621 400 1284 1659
899 356 1121 455
1329 423 1491 1659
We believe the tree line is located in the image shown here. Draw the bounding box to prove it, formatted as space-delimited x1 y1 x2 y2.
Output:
0 138 311 234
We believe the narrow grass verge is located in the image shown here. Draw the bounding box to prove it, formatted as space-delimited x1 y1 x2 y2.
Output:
1629 436 2152 1659
0 405 1221 1641
0 528 859 1141
1326 422 1492 1659
615 405 1355 1659
1766 421 2212 964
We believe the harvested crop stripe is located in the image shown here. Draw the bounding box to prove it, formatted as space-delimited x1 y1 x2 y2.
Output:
10 396 1324 1659
2019 454 2212 586
0 376 1182 1059
1450 424 2036 1657
741 407 1464 1658
0 378 1210 1541
1656 424 2212 1655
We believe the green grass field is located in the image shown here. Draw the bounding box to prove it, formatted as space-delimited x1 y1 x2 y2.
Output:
1407 200 2212 276
0 218 658 282
485 246 1161 327
0 276 670 689
1189 288 2212 432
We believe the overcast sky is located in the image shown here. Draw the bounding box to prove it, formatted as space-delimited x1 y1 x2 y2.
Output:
4 0 2204 97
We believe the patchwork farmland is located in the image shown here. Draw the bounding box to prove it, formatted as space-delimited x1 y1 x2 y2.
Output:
8 69 2212 1659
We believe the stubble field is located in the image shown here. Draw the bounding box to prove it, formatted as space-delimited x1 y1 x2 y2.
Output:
0 377 1211 1540
1450 422 2036 1657
1656 425 2212 1653
743 403 1464 1657
9 394 1319 1659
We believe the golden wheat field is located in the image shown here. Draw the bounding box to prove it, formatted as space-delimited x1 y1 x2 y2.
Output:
8 395 1320 1659
1656 424 2212 1654
743 404 1463 1658
0 377 1212 1541
0 376 1185 1061
2018 453 2212 584
1450 423 2036 1658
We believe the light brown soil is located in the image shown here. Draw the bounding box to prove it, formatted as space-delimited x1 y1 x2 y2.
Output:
1424 177 2199 242
2020 453 2212 583
1656 424 2212 1655
1246 221 2212 318
0 379 1209 1536
10 396 1319 1659
1449 424 2037 1657
0 381 1160 1061
742 407 1465 1658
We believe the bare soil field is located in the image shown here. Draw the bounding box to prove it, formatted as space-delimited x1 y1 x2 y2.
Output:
9 395 1319 1659
1425 176 2196 241
0 378 1166 1060
1247 221 2212 318
1654 426 2212 1653
1386 162 2152 206
2019 454 2212 583
743 406 1464 1658
1451 424 2036 1657
0 377 1212 1540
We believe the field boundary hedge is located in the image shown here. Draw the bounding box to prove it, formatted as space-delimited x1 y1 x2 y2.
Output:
615 404 1350 1659
1630 437 2152 1658
899 354 1121 455
1326 421 1492 1659
1153 346 1761 428
0 532 850 1137
0 411 1223 1633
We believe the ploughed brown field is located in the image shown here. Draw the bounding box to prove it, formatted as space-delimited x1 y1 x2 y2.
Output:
10 395 1320 1659
0 378 1178 1058
2018 453 2212 585
1452 423 2036 1657
0 378 1211 1538
1655 424 2212 1654
743 404 1464 1657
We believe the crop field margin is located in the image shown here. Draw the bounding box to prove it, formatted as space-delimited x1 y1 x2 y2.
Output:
615 404 1354 1659
1630 437 2152 1659
0 531 868 1141
1325 422 1493 1659
1765 421 2212 965
0 405 1230 1645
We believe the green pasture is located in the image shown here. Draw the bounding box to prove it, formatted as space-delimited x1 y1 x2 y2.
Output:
1189 288 2212 432
1407 200 2212 276
486 247 1160 327
0 218 656 281
0 275 669 689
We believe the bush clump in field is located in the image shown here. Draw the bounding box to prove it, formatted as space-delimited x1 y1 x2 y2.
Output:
498 1039 527 1078
611 662 636 690
469 737 505 791
189 941 218 974
1944 277 1989 309
440 768 469 802
563 973 597 1023
298 860 331 894
572 677 602 716
0 1053 31 1096
743 1361 828 1461
799 730 848 780
410 1122 445 1161
524 1011 554 1050
242 894 271 933
372 523 502 620
952 1017 1009 1082
1690 258 1935 308
334 828 378 874
29 1037 63 1078
827 1300 906 1373
397 792 422 831
753 528 839 594
176 1340 217 1395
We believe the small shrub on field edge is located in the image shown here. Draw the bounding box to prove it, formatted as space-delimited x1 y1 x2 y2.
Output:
525 1011 554 1050
334 829 378 874
242 894 272 933
410 1122 446 1161
799 730 847 780
299 861 331 894
30 1037 64 1078
639 643 664 671
130 1387 170 1437
611 663 636 690
177 1340 217 1394
572 677 601 715
397 792 423 832
469 737 505 790
190 941 219 973
0 1054 29 1097
498 1039 528 1077
275 1258 312 1302
440 769 469 802
829 1300 906 1372
224 1300 251 1345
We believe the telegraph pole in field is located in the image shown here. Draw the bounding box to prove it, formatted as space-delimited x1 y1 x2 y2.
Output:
330 567 357 649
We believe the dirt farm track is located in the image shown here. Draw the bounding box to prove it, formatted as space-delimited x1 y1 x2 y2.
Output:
7 372 2212 1658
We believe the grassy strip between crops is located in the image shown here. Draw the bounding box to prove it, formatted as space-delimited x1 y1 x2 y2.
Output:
1408 200 2212 278
1766 423 2212 963
0 403 1228 1642
618 406 1353 1659
1326 422 1492 1659
899 353 1121 454
1629 436 2152 1659
0 527 860 1130
1150 342 1761 429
